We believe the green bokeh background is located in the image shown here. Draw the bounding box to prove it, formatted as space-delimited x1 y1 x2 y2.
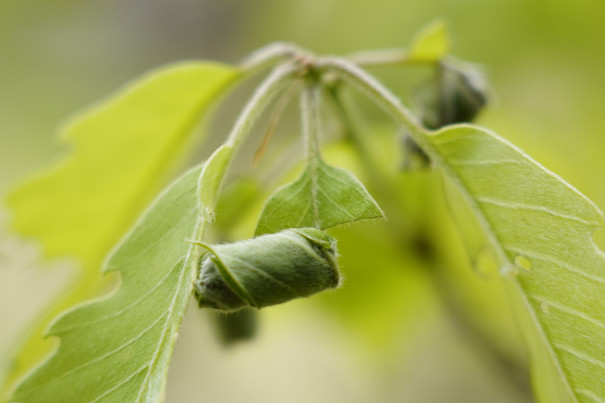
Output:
1 1 604 402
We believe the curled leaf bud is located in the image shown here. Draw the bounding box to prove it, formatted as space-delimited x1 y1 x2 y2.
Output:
194 228 340 312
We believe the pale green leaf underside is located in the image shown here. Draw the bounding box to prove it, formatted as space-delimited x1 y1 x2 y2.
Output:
2 61 238 392
429 125 605 403
255 159 383 236
11 164 204 403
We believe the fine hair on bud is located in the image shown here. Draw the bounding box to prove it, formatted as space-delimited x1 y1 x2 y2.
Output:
194 228 340 312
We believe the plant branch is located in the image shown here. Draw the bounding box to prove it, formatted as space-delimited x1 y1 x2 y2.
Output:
300 84 322 228
227 62 301 151
345 48 435 68
242 41 438 75
240 42 311 74
316 57 427 138
301 84 322 162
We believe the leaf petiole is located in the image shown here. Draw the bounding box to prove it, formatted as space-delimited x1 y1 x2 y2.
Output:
301 84 322 163
240 42 311 74
226 62 301 151
345 48 429 68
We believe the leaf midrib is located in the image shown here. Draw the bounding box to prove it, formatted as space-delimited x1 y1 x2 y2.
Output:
309 158 321 228
134 253 196 403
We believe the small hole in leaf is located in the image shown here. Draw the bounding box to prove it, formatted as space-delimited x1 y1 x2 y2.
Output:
540 302 550 314
514 255 532 271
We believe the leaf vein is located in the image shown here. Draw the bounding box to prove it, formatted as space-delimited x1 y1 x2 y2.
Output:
310 164 320 228
317 188 356 219
449 158 526 167
135 256 191 402
51 309 170 382
555 343 605 371
431 133 481 146
319 166 376 200
265 176 310 215
57 262 181 333
578 389 605 403
506 246 605 285
89 363 150 403
477 196 600 226
295 201 312 227
531 295 605 330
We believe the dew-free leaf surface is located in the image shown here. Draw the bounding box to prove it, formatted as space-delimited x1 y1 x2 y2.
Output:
11 163 205 403
255 159 383 235
428 125 605 403
2 62 238 392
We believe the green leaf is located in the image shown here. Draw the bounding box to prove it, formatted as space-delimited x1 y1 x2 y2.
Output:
11 163 205 403
407 19 450 62
2 61 238 391
255 159 384 236
428 124 605 403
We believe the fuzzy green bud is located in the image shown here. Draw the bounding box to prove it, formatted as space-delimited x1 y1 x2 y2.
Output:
194 228 340 312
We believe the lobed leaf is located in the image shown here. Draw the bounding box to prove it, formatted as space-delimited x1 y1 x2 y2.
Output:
255 158 383 236
428 124 605 403
2 61 238 391
11 163 205 403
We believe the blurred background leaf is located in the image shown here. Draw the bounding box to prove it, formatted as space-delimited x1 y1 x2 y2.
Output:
2 1 605 402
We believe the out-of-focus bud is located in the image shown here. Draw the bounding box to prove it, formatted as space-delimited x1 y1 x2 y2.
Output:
414 59 489 130
208 309 258 346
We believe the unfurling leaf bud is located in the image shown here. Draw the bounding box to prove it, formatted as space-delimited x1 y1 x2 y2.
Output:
194 228 340 312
